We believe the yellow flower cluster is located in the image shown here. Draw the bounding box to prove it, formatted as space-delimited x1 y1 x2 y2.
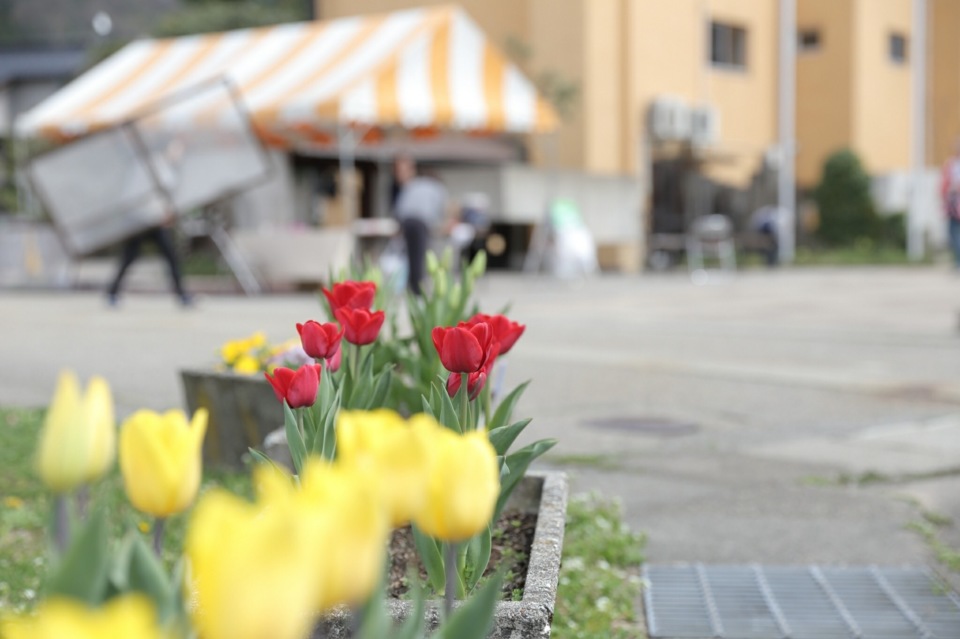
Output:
184 410 500 639
22 371 501 639
219 331 268 375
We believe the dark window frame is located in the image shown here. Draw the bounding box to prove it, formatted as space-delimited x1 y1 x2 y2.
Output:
797 27 822 53
889 32 908 64
709 21 748 70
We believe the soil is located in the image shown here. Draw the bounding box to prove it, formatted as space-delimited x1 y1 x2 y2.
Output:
387 510 538 600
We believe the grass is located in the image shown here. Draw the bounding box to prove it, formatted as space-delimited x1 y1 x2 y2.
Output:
547 453 623 471
0 407 251 614
793 244 934 266
553 493 647 639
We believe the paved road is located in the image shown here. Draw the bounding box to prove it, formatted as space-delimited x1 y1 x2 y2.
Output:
3 266 960 570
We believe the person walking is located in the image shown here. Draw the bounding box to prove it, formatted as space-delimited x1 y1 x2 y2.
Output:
394 169 448 296
940 141 960 269
107 138 193 307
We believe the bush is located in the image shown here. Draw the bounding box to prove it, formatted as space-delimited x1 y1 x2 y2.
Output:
814 149 880 246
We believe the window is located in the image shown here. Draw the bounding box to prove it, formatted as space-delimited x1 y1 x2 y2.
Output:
889 32 908 64
797 28 821 52
710 21 747 69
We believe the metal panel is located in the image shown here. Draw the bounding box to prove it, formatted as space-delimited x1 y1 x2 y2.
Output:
644 564 960 639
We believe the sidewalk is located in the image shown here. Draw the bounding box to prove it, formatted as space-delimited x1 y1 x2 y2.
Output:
3 266 960 570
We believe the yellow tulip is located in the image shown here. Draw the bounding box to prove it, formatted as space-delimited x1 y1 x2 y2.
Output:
298 458 390 611
414 428 500 542
119 408 207 517
336 410 434 526
232 354 261 375
1 594 163 639
36 371 116 493
186 486 320 639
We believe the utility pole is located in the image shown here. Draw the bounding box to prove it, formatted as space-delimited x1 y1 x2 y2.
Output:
777 0 796 264
908 0 927 261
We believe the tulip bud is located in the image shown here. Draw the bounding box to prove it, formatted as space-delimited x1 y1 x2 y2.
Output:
468 250 487 279
426 251 440 275
414 428 499 542
36 371 116 493
119 409 208 517
449 282 462 309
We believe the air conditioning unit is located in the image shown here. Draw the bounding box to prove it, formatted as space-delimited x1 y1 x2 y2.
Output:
649 97 691 142
689 105 720 149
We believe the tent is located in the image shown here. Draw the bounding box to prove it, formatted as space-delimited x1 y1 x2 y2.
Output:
16 5 559 145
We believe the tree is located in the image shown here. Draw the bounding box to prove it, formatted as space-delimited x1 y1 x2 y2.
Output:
813 149 879 246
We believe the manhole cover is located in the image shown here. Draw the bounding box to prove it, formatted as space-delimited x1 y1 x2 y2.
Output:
583 416 699 437
644 564 960 639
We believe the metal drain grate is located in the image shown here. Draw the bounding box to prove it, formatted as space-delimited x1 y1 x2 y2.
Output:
643 564 960 638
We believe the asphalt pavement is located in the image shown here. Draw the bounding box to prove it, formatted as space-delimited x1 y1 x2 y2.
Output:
3 265 960 572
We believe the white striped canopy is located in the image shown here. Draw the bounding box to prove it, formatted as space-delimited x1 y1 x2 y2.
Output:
17 5 559 147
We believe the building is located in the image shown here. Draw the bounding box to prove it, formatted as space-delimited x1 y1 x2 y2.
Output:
318 0 960 251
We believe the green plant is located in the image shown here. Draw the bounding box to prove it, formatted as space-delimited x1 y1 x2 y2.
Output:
813 149 880 246
554 494 646 639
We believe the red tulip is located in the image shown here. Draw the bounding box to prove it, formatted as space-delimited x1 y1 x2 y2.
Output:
446 370 487 400
322 280 376 312
467 313 526 355
296 320 343 360
334 307 385 346
326 345 342 372
432 322 497 374
264 364 321 408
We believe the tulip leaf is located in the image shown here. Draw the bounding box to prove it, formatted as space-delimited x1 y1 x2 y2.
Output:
495 439 557 522
487 418 532 457
46 505 110 605
433 571 502 639
488 381 530 430
126 534 176 621
436 381 462 433
411 524 446 594
320 384 342 460
421 394 436 418
396 580 427 639
464 525 492 593
282 402 306 475
367 366 394 410
355 568 391 639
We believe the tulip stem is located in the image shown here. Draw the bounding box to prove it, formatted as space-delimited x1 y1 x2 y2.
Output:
444 542 459 618
53 494 69 554
74 485 90 520
153 518 166 557
460 373 469 432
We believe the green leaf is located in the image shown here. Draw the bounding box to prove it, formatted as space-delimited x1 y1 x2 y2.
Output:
411 524 446 593
367 366 394 409
487 418 532 457
488 381 530 430
433 571 503 639
464 525 492 593
321 385 342 460
246 447 276 467
495 439 557 521
396 580 427 639
437 380 462 433
46 506 110 605
421 394 436 418
283 402 306 474
355 565 391 639
126 534 176 621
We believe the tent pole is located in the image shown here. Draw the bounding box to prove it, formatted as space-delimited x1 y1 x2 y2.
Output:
338 124 358 266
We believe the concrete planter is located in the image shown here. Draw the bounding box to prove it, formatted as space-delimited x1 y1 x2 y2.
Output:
313 471 569 639
180 369 280 469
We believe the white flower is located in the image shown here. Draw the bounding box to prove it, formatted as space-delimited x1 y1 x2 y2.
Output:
596 596 611 611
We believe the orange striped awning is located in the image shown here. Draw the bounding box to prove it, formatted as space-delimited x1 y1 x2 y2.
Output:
17 5 559 146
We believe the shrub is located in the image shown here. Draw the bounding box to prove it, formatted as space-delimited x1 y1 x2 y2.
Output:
814 149 880 246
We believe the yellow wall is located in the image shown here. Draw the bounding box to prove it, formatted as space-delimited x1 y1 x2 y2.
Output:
703 0 779 185
930 0 960 166
796 0 854 185
851 0 912 176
